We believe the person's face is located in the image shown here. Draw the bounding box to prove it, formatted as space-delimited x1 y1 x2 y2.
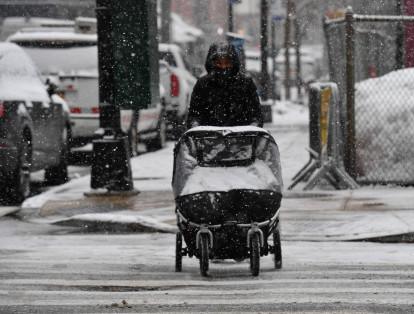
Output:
214 56 233 70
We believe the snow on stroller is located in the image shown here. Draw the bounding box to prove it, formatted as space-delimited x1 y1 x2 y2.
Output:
172 126 283 276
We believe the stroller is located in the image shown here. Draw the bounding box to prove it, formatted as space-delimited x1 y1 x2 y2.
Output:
172 126 283 276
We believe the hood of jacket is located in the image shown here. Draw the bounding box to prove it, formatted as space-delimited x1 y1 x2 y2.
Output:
204 42 240 76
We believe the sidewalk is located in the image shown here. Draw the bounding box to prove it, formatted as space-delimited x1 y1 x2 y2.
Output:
18 144 414 242
16 105 414 242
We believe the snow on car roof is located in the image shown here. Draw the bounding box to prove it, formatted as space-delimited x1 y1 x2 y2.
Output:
0 42 38 78
7 30 97 75
19 27 75 34
0 42 48 101
2 17 73 27
7 30 97 43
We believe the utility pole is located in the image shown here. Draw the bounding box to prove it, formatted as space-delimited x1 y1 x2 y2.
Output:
293 0 302 101
93 0 133 192
271 18 278 100
160 0 171 43
270 0 284 101
284 0 293 100
260 0 270 101
95 0 117 134
345 6 356 178
228 0 234 33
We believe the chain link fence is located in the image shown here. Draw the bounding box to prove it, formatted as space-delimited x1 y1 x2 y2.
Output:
324 10 414 185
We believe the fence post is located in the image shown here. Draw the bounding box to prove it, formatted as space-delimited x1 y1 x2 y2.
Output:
345 6 356 179
395 0 404 70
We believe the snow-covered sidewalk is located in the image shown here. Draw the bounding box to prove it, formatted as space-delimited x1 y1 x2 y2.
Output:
19 103 414 241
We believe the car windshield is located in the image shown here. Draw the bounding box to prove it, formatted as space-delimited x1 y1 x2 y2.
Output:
14 42 98 75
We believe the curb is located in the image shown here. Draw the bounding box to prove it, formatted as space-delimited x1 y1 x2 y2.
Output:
44 213 177 234
0 207 20 218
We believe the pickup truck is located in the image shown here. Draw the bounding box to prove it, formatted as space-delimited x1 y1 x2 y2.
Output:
8 29 166 153
159 43 196 137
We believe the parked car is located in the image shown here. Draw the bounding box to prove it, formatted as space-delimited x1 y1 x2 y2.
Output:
245 49 282 100
159 43 196 136
7 28 100 147
0 43 71 203
8 27 166 153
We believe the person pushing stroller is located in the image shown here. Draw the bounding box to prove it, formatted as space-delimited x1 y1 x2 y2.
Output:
186 42 263 129
173 42 283 277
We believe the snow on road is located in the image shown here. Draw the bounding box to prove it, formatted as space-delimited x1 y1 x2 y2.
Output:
1 223 414 312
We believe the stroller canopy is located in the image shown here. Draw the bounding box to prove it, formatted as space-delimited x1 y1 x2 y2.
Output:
172 126 283 198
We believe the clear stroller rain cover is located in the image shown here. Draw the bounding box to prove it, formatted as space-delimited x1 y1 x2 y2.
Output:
172 126 283 198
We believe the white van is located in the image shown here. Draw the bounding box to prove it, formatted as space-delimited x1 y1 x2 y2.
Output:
8 27 166 152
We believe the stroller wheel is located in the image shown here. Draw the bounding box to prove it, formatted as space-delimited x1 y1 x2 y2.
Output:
273 228 282 269
250 232 261 276
175 232 183 272
199 233 210 277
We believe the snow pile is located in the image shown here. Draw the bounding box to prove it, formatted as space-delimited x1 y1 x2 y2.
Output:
355 68 414 181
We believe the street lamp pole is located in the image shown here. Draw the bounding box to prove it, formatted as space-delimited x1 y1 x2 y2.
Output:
91 0 159 193
260 0 270 101
92 0 133 192
96 0 118 134
284 0 293 100
271 17 278 100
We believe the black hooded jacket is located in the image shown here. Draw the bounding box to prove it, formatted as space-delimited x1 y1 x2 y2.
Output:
186 42 263 129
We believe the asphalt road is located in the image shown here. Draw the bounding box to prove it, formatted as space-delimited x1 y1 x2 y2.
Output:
1 217 414 313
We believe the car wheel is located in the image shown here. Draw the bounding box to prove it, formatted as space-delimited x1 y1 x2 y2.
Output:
175 232 183 272
129 123 139 157
147 117 166 151
45 126 69 185
7 134 31 204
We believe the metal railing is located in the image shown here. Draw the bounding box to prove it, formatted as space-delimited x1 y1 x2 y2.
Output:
324 7 414 186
